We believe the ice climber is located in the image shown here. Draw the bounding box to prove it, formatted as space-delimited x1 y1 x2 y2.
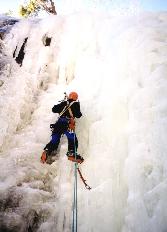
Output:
41 91 84 164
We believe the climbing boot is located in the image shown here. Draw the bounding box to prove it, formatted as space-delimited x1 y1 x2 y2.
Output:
45 150 58 165
66 151 84 164
40 150 47 163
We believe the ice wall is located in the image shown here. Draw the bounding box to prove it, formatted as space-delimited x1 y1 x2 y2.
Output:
1 10 167 232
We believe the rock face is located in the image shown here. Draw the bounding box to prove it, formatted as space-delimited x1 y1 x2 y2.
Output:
0 16 18 88
0 15 19 39
13 37 28 66
42 34 52 46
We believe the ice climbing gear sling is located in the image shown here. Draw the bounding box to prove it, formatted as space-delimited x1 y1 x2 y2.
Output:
77 167 91 190
59 101 76 131
59 101 75 117
68 107 75 130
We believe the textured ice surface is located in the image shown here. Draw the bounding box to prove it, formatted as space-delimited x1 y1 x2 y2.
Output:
1 10 167 232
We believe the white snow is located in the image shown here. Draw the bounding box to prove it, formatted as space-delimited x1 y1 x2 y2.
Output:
1 8 167 232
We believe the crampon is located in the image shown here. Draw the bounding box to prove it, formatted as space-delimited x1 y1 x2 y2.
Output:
67 153 84 164
40 151 47 163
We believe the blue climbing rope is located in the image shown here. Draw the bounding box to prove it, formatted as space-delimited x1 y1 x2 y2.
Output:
72 132 78 232
71 131 91 231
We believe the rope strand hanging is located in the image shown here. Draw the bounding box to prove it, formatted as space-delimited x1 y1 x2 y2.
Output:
72 132 78 232
77 167 91 190
70 110 91 231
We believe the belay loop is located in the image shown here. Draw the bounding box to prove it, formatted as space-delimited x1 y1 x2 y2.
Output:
77 167 91 190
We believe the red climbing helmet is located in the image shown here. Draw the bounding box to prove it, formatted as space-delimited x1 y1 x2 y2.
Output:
69 92 78 101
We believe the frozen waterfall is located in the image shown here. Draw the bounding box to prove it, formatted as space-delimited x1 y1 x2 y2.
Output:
1 10 167 232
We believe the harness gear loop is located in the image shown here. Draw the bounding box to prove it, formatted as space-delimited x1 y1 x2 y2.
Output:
77 167 92 190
